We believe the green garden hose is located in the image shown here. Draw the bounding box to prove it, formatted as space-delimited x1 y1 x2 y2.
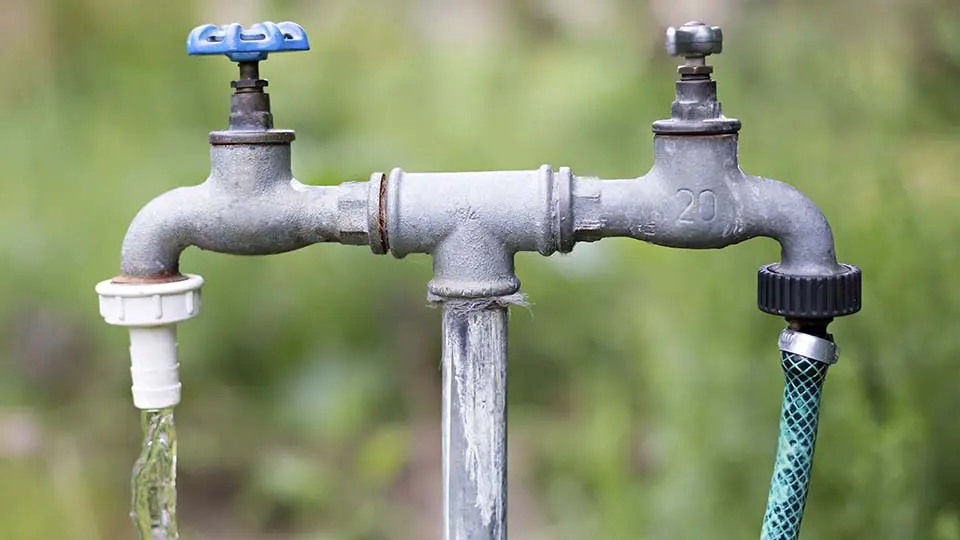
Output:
760 330 835 540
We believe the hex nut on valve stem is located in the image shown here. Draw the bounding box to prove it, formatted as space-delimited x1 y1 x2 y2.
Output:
95 275 203 409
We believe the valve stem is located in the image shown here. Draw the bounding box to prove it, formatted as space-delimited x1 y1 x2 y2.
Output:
678 53 713 80
229 61 273 130
238 62 259 82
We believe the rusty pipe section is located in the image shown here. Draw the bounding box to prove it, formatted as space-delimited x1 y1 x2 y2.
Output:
572 134 846 277
119 142 373 278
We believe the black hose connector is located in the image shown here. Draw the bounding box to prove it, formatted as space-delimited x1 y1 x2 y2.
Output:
757 263 862 318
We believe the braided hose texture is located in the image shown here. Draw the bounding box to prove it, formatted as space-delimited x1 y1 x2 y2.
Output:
760 352 828 540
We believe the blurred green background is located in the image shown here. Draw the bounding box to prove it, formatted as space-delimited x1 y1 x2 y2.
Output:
1 0 959 538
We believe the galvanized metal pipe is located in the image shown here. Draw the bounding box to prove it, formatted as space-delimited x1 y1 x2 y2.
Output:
441 300 509 540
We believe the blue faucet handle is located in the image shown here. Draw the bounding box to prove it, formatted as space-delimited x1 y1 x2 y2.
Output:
186 21 309 62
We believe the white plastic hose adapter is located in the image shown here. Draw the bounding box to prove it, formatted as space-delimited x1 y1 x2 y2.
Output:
94 274 204 410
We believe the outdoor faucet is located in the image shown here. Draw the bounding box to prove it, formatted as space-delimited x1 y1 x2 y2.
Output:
95 19 862 540
119 22 370 280
97 22 378 410
575 22 858 296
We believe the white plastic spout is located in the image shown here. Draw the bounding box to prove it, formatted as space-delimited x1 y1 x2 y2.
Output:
95 274 203 410
128 326 181 409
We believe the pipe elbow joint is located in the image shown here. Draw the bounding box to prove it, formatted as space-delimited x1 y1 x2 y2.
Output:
744 175 862 319
120 186 205 279
743 175 843 277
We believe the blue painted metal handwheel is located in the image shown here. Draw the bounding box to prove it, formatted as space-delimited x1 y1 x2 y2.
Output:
186 21 309 62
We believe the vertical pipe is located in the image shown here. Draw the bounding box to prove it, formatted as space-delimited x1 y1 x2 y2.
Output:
441 302 508 540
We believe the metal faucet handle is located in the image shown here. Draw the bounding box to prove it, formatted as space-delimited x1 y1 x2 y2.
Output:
186 21 310 63
665 21 723 58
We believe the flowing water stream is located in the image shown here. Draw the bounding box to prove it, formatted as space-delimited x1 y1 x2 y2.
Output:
131 409 178 540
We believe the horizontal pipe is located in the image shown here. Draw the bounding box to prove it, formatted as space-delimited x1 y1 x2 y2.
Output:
120 136 844 280
383 166 563 258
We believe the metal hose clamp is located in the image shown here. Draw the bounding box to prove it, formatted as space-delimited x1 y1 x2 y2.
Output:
778 328 839 365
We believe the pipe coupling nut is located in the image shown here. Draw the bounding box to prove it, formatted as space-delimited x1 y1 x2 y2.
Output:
778 328 838 365
758 263 862 318
96 274 204 327
337 181 371 246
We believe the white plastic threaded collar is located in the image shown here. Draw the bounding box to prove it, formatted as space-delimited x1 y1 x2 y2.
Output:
95 274 204 409
95 275 204 327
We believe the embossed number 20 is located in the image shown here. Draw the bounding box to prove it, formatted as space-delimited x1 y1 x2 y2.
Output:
676 189 717 223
